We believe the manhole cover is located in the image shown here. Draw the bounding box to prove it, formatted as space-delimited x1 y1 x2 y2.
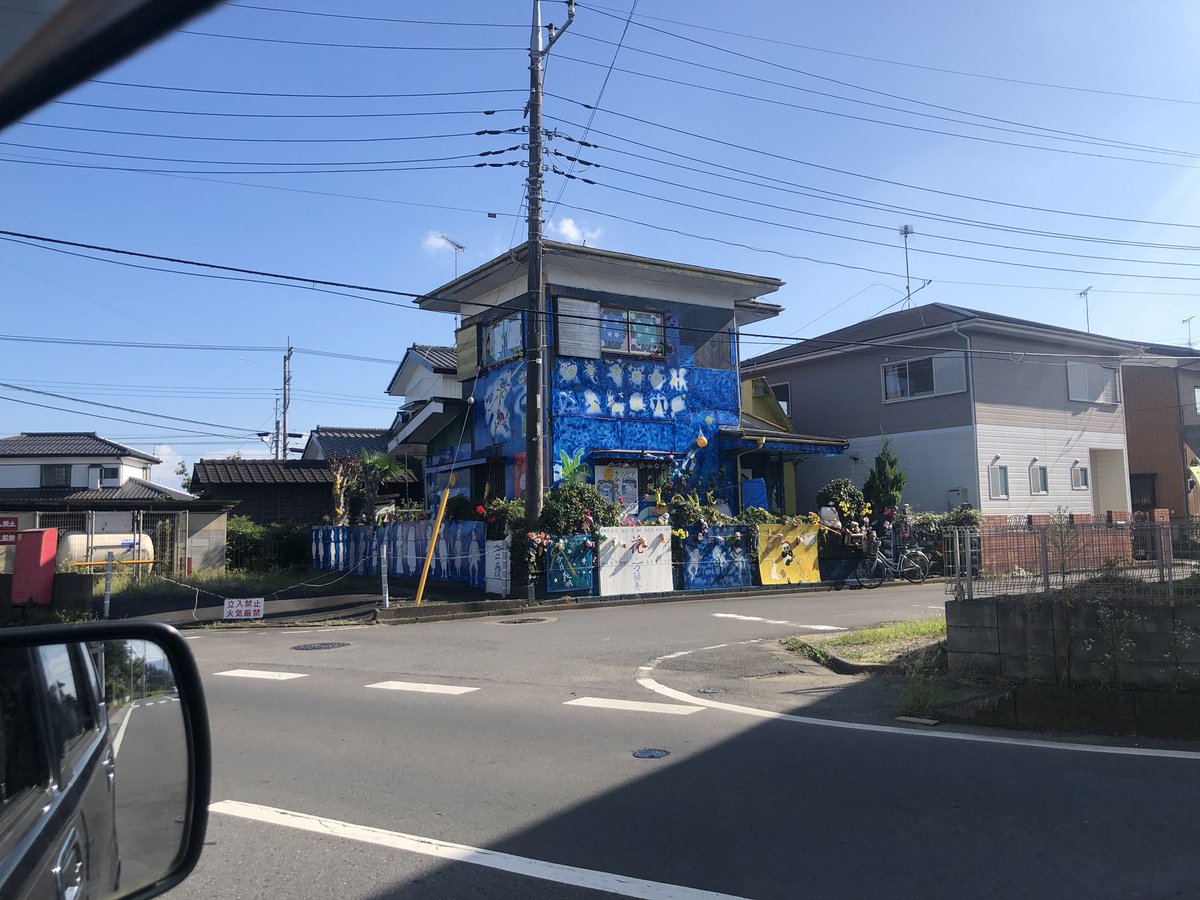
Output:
633 748 670 759
696 687 725 695
291 642 349 651
498 617 547 625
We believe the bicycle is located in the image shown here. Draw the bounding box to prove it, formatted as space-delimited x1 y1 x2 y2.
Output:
853 543 931 588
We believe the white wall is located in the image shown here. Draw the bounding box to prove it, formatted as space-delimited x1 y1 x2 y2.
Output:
0 457 148 488
793 425 977 514
976 423 1129 516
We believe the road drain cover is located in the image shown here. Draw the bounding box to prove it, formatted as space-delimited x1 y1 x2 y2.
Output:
633 748 670 759
291 642 349 651
697 688 725 695
498 617 547 625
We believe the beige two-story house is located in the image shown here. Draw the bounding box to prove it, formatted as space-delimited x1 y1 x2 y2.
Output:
743 303 1145 517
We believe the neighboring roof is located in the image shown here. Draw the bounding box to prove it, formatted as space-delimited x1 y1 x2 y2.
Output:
417 241 783 314
0 477 216 509
0 432 160 463
192 459 335 486
411 345 456 372
742 302 1152 369
308 426 391 458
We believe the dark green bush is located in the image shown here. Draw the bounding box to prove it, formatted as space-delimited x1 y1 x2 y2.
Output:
538 482 620 536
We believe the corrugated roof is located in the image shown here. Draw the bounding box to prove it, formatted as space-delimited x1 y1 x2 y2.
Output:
192 459 335 486
0 432 160 462
411 345 456 372
309 427 392 458
0 478 194 503
742 302 1150 368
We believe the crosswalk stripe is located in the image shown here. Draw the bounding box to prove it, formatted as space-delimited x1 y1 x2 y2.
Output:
564 697 704 716
214 669 308 681
366 680 479 695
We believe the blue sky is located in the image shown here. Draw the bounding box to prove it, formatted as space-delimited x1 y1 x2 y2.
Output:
2 0 1198 484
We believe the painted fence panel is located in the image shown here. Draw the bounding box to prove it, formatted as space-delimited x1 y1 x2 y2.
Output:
682 525 751 591
757 523 820 585
545 534 594 596
485 538 511 596
597 525 672 596
311 521 486 589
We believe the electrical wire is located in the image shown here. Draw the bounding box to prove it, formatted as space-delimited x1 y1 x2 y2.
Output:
226 4 528 28
0 393 255 437
87 79 527 100
18 119 516 142
0 154 507 176
49 100 518 120
179 30 522 52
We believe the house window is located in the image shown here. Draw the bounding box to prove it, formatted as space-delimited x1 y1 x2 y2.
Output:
481 313 523 368
600 307 664 358
101 467 119 481
769 382 790 417
881 352 966 402
988 464 1009 499
1066 362 1120 404
40 464 70 488
1194 386 1200 415
1071 466 1089 490
1030 465 1049 495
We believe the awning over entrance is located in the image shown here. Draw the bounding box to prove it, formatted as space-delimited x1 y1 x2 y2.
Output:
718 428 847 458
588 449 677 463
393 398 467 446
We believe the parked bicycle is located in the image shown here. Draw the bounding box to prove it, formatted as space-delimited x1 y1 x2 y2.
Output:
853 542 931 588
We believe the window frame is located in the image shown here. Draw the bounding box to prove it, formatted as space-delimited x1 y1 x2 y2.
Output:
36 644 99 780
1066 362 1121 405
1071 466 1090 490
481 312 524 369
100 466 119 481
1030 465 1049 495
768 382 791 417
988 464 1009 500
880 352 966 403
39 464 71 488
599 306 665 359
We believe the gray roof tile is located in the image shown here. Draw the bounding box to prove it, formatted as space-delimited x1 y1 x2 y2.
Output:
0 432 160 462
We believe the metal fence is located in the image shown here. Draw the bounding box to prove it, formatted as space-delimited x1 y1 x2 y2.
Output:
31 509 188 577
943 519 1200 599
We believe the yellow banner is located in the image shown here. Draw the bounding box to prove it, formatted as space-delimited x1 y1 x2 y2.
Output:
757 523 820 585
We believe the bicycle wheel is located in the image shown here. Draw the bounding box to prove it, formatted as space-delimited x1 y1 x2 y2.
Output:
854 556 886 589
899 551 931 584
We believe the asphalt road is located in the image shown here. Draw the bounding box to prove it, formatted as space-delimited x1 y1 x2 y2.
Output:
111 692 191 893
163 586 1200 899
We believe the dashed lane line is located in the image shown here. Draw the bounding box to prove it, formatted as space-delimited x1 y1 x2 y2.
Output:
366 680 479 695
210 800 744 900
711 613 844 631
214 669 308 681
564 696 704 716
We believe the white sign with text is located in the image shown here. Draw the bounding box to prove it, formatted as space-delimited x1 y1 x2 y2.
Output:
223 597 265 620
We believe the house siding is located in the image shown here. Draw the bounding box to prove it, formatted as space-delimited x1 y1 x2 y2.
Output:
747 333 974 440
793 425 977 514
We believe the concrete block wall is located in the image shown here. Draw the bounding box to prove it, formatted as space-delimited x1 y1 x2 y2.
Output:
947 596 1200 690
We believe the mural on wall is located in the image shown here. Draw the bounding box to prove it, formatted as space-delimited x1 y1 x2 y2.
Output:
312 520 486 589
477 360 527 449
545 534 594 595
757 523 820 585
597 525 673 596
682 525 751 591
550 353 739 501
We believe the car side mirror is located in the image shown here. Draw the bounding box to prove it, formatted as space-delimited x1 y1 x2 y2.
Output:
0 621 210 899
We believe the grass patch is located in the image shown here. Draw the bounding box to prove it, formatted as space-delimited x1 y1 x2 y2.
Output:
897 674 955 718
802 616 946 665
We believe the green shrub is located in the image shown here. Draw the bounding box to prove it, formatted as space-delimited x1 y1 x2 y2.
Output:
734 506 779 527
445 495 485 522
815 478 866 521
909 507 980 571
484 497 524 541
538 481 620 536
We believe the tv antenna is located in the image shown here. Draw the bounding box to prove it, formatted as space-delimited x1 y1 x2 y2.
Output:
1079 286 1093 333
440 235 466 278
900 225 914 308
1185 315 1195 349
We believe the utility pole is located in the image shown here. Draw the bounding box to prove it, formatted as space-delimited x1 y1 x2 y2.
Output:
272 397 281 460
281 342 293 459
524 0 574 537
1079 286 1093 333
900 225 914 308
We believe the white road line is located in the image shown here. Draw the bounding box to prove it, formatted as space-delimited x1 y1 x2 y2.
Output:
183 636 202 641
366 680 479 695
112 702 135 758
210 800 743 900
564 697 704 716
636 644 1200 761
214 669 308 681
711 613 844 631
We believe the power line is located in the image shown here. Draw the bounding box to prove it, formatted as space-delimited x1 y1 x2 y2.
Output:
0 153 504 176
226 4 528 28
576 2 1200 109
18 120 516 142
179 30 522 52
49 100 518 120
0 393 254 438
88 79 527 100
546 97 1200 230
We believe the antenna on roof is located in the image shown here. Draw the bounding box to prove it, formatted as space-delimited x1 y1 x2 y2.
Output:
899 225 914 308
440 235 466 279
1079 286 1093 333
1185 315 1195 349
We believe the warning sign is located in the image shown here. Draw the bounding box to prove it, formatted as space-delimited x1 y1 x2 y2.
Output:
222 597 265 620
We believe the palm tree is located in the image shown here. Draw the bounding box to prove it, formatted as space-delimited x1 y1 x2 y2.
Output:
360 451 408 525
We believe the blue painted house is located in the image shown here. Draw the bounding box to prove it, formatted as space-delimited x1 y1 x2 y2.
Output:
415 242 845 514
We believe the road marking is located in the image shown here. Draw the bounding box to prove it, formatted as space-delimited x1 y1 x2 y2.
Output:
564 697 704 716
214 669 308 681
210 800 743 900
112 702 135 758
183 636 202 641
711 613 843 631
636 643 1200 761
366 680 479 695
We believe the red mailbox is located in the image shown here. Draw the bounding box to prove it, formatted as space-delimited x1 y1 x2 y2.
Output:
12 528 57 606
